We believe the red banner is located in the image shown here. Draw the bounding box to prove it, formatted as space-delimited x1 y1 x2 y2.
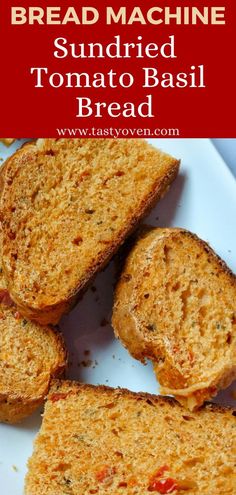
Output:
0 1 235 137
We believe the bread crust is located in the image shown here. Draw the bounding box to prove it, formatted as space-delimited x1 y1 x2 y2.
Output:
0 139 179 324
48 379 235 415
112 228 236 410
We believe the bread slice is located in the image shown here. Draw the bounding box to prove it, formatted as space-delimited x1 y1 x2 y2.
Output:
0 138 15 146
0 139 179 325
0 230 67 423
25 380 236 495
112 228 236 410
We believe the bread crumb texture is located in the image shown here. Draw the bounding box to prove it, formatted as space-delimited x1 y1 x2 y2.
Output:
0 139 179 324
0 230 67 423
25 380 236 495
112 228 236 410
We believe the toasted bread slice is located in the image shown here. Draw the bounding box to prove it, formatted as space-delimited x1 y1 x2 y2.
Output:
0 139 15 146
25 380 236 495
112 228 236 410
0 231 67 423
0 139 179 325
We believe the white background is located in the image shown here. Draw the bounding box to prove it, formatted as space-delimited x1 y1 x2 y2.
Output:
213 139 236 177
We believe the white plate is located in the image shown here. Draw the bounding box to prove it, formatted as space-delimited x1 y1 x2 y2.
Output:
0 138 235 494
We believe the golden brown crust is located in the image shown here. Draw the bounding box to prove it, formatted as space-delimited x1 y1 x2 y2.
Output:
112 228 236 410
0 139 179 324
48 379 235 415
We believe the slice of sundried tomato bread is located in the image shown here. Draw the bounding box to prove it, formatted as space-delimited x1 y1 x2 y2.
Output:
0 139 179 325
112 228 236 410
0 233 67 423
25 380 236 495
